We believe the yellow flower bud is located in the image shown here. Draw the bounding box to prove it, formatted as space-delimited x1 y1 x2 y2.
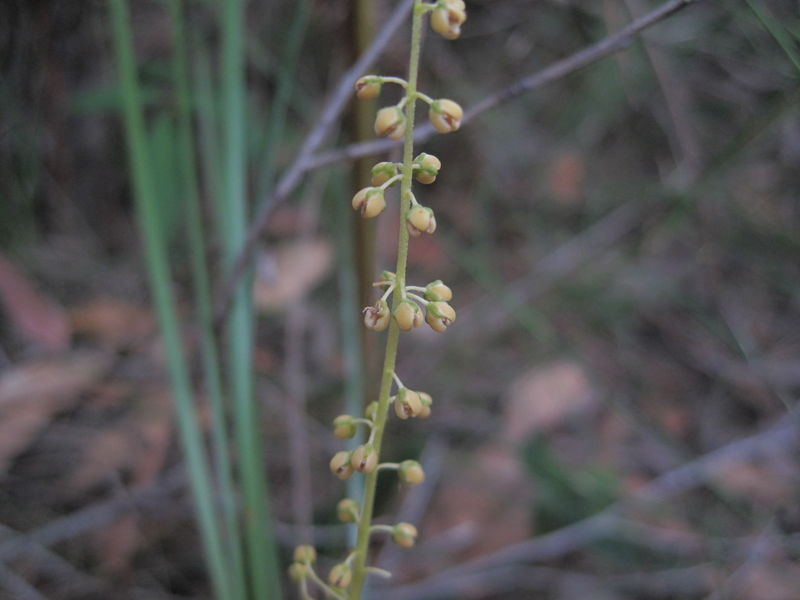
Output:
363 299 390 331
406 205 437 236
392 522 418 548
337 498 360 523
430 0 466 40
293 545 317 564
394 388 423 420
398 460 425 485
288 562 308 581
355 75 382 100
333 414 357 439
414 153 442 184
365 401 378 420
374 106 406 140
371 161 399 186
351 444 378 473
418 391 433 419
393 299 423 331
330 451 354 480
424 280 453 302
429 98 463 134
425 301 456 332
328 563 352 589
352 187 386 219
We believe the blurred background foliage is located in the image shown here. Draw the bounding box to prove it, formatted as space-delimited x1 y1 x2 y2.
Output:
0 0 799 598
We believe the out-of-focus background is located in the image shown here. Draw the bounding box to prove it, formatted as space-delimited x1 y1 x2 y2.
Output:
1 0 799 598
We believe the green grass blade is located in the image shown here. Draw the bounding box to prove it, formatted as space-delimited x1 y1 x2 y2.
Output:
332 173 365 547
253 0 311 204
108 1 231 597
744 0 800 75
166 1 247 598
220 0 281 597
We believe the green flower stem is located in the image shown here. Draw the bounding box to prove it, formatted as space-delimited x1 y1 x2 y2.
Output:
377 462 400 471
305 566 346 600
219 0 280 596
300 578 313 600
108 1 229 597
414 91 435 104
369 524 395 535
348 1 425 597
165 3 245 598
378 75 409 87
379 174 404 189
365 567 392 579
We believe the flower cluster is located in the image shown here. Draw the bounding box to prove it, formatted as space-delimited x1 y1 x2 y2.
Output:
292 1 467 597
364 275 455 333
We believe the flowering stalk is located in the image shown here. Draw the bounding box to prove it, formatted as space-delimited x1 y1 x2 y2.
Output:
291 1 465 597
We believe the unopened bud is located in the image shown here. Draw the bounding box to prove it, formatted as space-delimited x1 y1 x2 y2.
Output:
375 106 406 140
398 460 425 485
407 205 437 236
392 522 418 548
430 0 466 40
330 451 354 480
363 299 390 331
328 563 352 589
418 392 433 419
371 161 399 186
337 498 360 523
293 545 317 564
355 75 382 100
394 388 423 420
333 415 357 439
429 99 463 134
414 153 442 184
352 187 386 218
425 301 456 332
365 401 378 420
424 280 453 302
351 444 378 473
288 562 308 581
393 299 423 331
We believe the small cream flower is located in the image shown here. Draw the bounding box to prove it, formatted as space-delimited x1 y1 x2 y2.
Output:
407 206 437 236
352 187 386 218
429 99 463 133
425 301 456 332
355 75 382 99
392 522 418 548
375 106 406 140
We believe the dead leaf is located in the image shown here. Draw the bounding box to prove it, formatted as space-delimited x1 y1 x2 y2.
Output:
426 445 533 560
253 238 332 311
68 388 173 493
69 297 154 348
67 389 173 574
0 352 109 474
739 562 800 600
546 151 585 206
0 254 70 350
505 360 595 442
95 515 140 576
712 461 794 507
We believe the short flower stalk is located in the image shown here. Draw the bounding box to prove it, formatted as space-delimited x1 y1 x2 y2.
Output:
292 1 465 597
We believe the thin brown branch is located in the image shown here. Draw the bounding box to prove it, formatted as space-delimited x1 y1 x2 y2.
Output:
307 0 704 171
213 0 414 327
379 409 799 599
214 0 702 327
0 468 186 564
